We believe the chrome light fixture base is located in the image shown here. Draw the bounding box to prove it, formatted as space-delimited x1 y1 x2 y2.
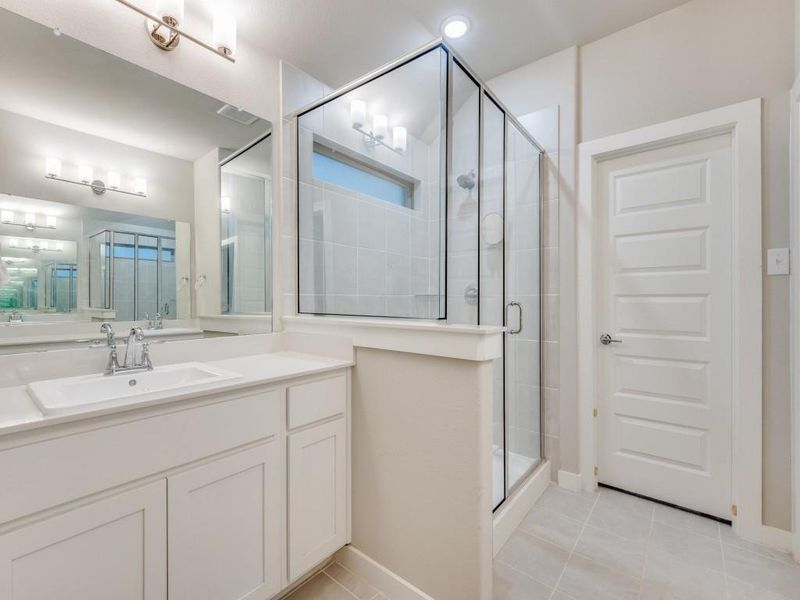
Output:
147 15 180 51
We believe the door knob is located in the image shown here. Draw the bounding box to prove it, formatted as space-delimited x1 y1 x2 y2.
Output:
600 333 622 345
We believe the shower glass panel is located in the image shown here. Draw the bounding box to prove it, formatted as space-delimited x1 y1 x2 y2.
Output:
448 62 480 325
112 232 136 321
481 94 507 509
137 235 159 319
297 47 447 318
46 264 77 313
505 123 543 493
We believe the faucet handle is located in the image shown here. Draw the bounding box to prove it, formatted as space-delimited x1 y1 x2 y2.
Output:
100 322 115 346
131 326 145 342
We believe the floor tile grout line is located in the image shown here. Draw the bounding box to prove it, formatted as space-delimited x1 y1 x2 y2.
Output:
546 488 603 600
327 560 383 599
718 524 732 600
323 571 363 600
495 555 561 592
636 503 656 599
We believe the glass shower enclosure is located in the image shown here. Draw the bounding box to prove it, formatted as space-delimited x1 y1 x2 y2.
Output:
88 230 177 321
294 41 544 511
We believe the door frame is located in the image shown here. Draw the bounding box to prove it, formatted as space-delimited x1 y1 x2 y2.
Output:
577 99 763 540
790 77 800 561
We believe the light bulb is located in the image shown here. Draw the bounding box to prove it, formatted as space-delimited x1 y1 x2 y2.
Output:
393 126 407 153
373 114 388 140
134 178 147 196
79 165 93 184
442 16 470 39
9 239 17 248
46 215 57 228
350 100 366 129
25 213 36 227
108 171 121 189
0 210 13 223
212 8 237 56
45 157 61 178
221 196 232 213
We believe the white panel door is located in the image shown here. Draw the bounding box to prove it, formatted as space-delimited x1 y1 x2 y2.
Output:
597 133 733 518
168 443 282 600
288 417 347 581
0 480 166 600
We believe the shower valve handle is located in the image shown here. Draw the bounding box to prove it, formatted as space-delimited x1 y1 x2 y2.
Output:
600 333 622 345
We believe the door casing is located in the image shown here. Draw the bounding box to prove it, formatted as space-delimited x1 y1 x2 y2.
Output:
577 99 763 541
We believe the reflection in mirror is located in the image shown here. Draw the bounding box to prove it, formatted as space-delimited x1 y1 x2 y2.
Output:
0 8 273 348
220 134 273 314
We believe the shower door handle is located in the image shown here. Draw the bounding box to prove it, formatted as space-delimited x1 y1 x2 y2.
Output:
506 301 522 335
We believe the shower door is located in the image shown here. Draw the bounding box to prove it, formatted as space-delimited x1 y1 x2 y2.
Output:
502 122 543 499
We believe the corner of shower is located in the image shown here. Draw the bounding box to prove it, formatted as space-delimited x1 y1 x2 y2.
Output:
290 40 547 512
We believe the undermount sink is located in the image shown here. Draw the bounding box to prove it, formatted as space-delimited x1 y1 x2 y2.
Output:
27 362 243 416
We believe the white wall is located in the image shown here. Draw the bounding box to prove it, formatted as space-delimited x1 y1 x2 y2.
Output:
490 0 795 530
193 148 222 317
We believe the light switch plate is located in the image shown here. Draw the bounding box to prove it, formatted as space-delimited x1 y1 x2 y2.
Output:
767 248 790 275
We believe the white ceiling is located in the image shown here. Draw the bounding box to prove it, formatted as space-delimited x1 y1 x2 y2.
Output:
188 0 691 87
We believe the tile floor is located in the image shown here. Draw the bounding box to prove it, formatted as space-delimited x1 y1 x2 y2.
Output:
284 561 389 600
495 485 800 600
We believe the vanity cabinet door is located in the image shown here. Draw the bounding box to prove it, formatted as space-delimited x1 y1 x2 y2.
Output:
0 480 167 600
288 417 347 581
167 442 282 600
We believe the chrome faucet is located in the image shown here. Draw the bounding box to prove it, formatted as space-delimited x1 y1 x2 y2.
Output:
7 310 23 323
145 312 164 330
99 323 153 376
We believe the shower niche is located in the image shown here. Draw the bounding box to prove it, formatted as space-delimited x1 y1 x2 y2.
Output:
295 42 544 510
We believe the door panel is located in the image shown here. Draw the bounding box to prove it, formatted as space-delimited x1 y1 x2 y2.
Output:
168 443 281 600
0 481 166 600
597 134 733 518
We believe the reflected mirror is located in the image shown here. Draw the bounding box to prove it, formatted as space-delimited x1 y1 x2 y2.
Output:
0 8 273 349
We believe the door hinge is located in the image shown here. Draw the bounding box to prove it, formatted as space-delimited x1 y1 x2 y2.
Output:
593 408 598 417
731 504 738 517
594 465 599 477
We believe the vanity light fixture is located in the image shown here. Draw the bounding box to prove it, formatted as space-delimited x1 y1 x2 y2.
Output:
44 158 148 197
114 0 237 62
350 101 407 155
7 238 63 254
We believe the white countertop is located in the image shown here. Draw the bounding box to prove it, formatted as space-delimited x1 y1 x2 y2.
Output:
0 351 352 437
0 327 204 348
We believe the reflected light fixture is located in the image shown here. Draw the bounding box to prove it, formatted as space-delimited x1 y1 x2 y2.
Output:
46 215 57 228
221 196 232 214
0 210 56 231
114 0 237 62
24 213 36 229
441 16 470 39
350 100 407 155
1 210 13 224
44 157 148 197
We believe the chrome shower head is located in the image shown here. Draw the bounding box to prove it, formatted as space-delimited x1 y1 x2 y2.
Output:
457 170 476 191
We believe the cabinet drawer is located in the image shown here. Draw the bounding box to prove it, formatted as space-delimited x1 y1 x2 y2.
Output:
0 389 281 525
287 374 346 430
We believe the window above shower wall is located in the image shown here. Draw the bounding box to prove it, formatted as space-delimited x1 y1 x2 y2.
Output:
297 47 447 319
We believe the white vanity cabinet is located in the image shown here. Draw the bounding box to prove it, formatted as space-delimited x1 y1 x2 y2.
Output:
168 442 282 600
286 375 349 581
0 481 167 600
0 367 351 600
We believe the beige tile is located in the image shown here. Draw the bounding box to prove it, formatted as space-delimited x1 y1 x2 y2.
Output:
639 581 680 599
720 525 798 565
652 504 720 540
544 434 560 481
495 530 569 588
573 523 647 579
727 575 791 600
517 505 584 551
643 548 726 600
557 554 640 600
543 387 560 437
324 562 379 600
542 295 559 343
285 572 355 600
535 484 597 523
722 544 800 598
587 489 654 543
492 560 552 600
649 521 724 573
542 341 560 388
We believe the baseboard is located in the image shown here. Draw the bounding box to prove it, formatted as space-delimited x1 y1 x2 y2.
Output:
557 469 582 492
492 460 551 556
334 545 435 600
760 525 794 554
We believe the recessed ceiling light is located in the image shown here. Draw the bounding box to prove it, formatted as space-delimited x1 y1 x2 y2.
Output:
441 16 470 39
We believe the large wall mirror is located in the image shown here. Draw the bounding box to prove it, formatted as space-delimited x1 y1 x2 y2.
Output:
0 8 273 351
